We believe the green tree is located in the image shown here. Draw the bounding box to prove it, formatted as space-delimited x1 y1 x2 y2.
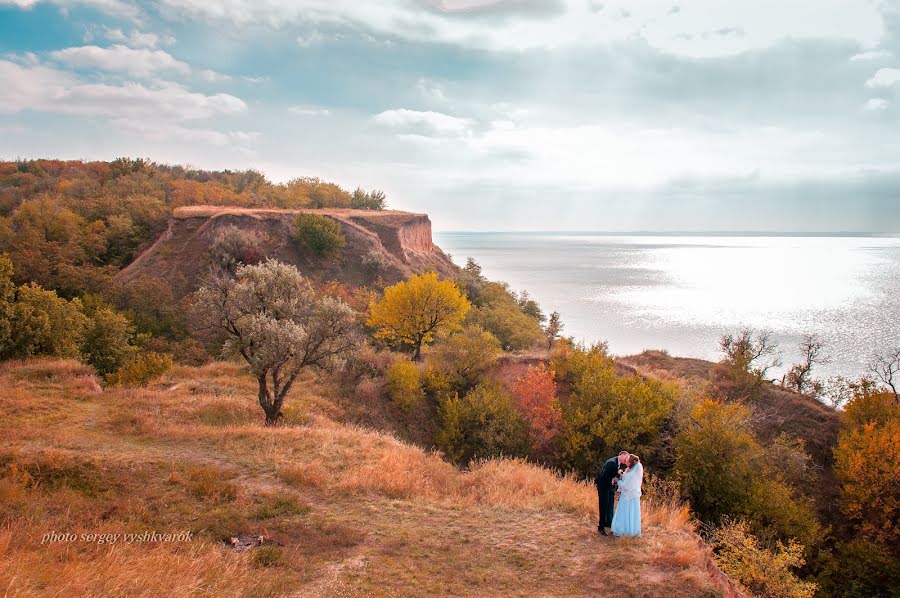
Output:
674 400 822 546
106 351 173 386
350 188 387 210
5 283 87 359
0 255 14 357
428 325 501 391
437 382 530 465
80 300 137 376
558 347 676 477
293 213 345 257
469 282 545 351
816 539 900 598
545 311 563 349
674 400 759 522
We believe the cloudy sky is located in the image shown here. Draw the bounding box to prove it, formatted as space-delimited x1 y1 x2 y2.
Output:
1 0 899 231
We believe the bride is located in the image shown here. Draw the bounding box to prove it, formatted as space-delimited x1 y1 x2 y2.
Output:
611 454 643 538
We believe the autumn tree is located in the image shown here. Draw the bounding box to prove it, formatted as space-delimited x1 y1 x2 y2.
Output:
782 334 829 396
428 325 501 391
468 281 545 351
833 386 899 545
719 327 781 398
386 358 424 411
367 272 470 361
675 399 822 546
511 364 561 452
194 260 360 425
711 520 817 598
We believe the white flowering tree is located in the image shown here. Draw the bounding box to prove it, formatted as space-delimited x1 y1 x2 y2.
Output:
195 259 360 426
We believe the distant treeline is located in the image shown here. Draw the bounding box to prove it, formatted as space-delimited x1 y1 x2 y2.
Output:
0 158 389 364
0 158 386 294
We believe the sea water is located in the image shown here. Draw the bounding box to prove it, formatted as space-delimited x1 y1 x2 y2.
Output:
435 232 900 380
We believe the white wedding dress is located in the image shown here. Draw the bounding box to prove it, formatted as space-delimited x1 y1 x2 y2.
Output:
611 462 643 537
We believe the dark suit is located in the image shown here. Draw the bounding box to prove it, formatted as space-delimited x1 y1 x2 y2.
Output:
594 455 622 531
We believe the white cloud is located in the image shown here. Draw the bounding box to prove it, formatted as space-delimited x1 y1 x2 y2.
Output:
289 104 330 116
198 69 231 82
376 118 888 190
100 28 175 48
296 31 327 47
850 49 891 61
373 108 472 136
157 0 884 58
51 44 191 77
49 44 232 83
0 58 246 138
866 68 900 88
863 98 889 111
417 78 449 105
0 0 140 19
112 117 258 149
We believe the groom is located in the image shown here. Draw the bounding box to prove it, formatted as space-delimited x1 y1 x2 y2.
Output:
594 451 629 536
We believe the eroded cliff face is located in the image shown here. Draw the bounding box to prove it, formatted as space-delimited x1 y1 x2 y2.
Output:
118 206 459 298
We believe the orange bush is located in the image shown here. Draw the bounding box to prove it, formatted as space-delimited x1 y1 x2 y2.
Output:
833 419 900 544
511 365 561 449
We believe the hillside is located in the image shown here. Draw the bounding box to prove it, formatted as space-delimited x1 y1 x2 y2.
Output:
619 351 844 527
118 206 458 298
0 359 739 597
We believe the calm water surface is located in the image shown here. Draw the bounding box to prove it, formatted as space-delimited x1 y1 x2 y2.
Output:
434 233 900 380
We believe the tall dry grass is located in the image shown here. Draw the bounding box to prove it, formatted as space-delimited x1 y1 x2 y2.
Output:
0 358 731 597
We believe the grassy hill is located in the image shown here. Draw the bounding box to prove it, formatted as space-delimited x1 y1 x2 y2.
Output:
0 359 738 597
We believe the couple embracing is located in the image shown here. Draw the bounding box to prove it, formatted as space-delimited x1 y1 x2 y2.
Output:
595 451 643 538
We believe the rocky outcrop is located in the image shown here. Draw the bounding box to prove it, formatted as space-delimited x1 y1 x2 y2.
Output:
117 206 459 298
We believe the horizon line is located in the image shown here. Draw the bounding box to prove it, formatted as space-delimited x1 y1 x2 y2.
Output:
432 230 900 236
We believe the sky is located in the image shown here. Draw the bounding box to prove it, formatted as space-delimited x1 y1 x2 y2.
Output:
1 0 899 231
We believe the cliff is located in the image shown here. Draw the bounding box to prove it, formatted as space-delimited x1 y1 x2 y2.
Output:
117 206 459 298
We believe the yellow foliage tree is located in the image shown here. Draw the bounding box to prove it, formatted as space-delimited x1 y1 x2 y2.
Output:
711 520 817 598
367 272 470 360
386 359 424 411
834 398 900 545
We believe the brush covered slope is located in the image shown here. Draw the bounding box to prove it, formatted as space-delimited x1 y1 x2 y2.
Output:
118 206 458 299
0 360 737 598
619 350 843 528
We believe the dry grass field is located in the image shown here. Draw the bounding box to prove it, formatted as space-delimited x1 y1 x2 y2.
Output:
0 359 737 597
